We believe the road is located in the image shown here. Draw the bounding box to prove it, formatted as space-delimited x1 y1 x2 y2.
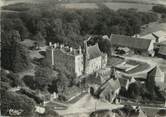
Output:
55 93 166 116
56 94 123 116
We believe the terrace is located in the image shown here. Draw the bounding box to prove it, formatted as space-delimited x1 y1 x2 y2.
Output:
115 61 138 72
108 56 153 80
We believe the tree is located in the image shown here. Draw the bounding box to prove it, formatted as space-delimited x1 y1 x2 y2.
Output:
1 71 11 92
7 72 22 87
1 91 35 116
36 18 48 38
1 30 31 72
1 18 30 40
127 83 140 99
22 75 37 90
119 87 127 97
20 7 42 34
98 37 112 56
56 71 69 95
110 25 120 34
48 79 58 94
79 10 97 35
12 42 32 72
46 18 66 43
2 30 21 46
35 66 53 91
48 70 70 95
152 5 166 14
0 70 22 93
146 67 156 97
33 32 46 47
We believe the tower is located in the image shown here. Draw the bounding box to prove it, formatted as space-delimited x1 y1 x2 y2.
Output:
49 42 54 66
83 40 89 74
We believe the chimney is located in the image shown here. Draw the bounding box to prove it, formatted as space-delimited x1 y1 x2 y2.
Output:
70 47 73 52
152 33 159 43
60 44 63 49
54 43 57 48
51 47 54 65
49 42 52 46
83 40 89 74
102 35 109 39
66 46 69 49
73 49 77 55
79 46 82 54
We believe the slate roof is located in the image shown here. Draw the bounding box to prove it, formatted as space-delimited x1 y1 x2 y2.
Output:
99 79 121 97
153 30 166 42
158 41 166 46
141 30 166 42
110 34 152 50
141 33 156 40
118 78 128 88
157 109 166 117
159 46 166 56
113 106 146 117
141 107 163 117
87 43 103 59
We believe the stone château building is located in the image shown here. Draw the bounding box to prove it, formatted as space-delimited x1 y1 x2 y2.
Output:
46 38 107 77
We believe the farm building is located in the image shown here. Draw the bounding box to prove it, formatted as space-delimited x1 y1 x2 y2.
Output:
155 41 166 58
110 34 155 56
140 30 166 58
141 30 166 43
94 78 121 103
158 46 166 57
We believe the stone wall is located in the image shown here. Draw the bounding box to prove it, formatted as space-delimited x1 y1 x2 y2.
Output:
101 54 107 68
75 54 84 77
86 56 102 74
46 47 84 77
54 49 75 73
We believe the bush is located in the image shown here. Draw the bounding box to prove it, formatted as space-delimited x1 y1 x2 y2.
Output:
1 39 32 73
22 75 37 90
34 66 53 91
127 83 140 99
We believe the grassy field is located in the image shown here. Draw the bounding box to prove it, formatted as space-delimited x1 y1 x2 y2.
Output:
104 2 153 11
60 2 154 11
3 0 165 11
61 3 99 9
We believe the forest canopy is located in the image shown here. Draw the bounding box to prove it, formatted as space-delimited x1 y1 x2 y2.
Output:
2 3 158 48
